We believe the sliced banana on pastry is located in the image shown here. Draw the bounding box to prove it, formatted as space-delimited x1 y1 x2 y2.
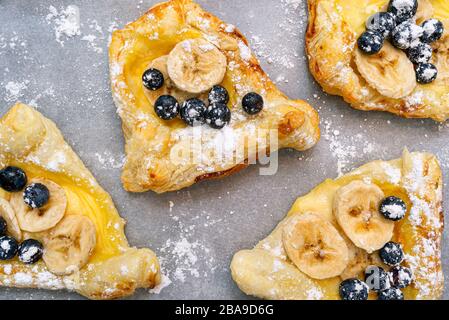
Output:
282 212 349 280
167 38 227 94
143 55 206 105
10 178 67 233
43 215 97 275
0 198 22 240
415 0 434 25
340 245 385 280
333 180 394 253
354 42 416 99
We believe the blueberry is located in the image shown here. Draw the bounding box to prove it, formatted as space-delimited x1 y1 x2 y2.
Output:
379 242 404 266
387 0 418 23
415 63 438 84
180 98 207 126
0 217 7 236
0 166 27 192
407 42 433 64
208 85 229 105
390 266 413 288
242 92 264 115
378 287 404 300
206 103 231 129
366 12 396 38
421 19 444 43
18 239 44 264
154 95 180 120
142 68 164 91
339 278 369 300
365 265 391 292
391 21 423 50
379 196 407 221
357 31 384 55
23 183 50 209
0 235 18 260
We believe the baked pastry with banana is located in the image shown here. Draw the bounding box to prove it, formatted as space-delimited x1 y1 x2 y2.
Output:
306 0 449 121
231 149 443 300
109 0 320 193
0 103 161 299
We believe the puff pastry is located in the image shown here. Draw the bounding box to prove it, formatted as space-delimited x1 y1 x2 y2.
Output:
0 103 161 299
231 150 444 300
306 0 449 121
109 0 320 193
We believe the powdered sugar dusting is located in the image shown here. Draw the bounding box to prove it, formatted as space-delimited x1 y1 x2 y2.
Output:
46 5 81 45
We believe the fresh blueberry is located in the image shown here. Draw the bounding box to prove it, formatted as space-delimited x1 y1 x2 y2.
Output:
378 287 404 300
180 98 207 126
379 196 407 221
154 95 180 120
0 235 18 260
390 266 413 288
0 217 7 236
206 103 231 129
415 63 438 84
339 278 369 300
23 183 50 209
242 92 264 115
421 19 444 43
366 12 396 38
391 21 423 50
379 242 404 266
365 265 391 292
407 42 433 64
208 85 229 105
388 0 418 23
18 239 44 264
142 68 164 91
357 31 384 55
0 166 27 192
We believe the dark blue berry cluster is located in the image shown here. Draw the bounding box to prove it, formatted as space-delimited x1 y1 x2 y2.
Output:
143 68 265 129
339 195 412 300
0 167 44 264
358 0 444 84
340 241 413 300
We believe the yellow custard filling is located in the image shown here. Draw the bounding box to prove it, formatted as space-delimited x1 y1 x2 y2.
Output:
0 162 127 265
288 174 419 299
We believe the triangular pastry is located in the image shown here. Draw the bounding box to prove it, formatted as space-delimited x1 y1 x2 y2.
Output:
306 0 449 121
109 0 320 193
231 150 443 300
0 103 161 299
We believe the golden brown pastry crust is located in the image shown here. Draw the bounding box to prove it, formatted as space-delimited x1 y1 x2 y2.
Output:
306 0 449 121
109 0 320 193
231 150 444 300
0 103 161 300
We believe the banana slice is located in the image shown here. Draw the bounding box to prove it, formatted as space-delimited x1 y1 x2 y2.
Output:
282 212 349 280
10 178 67 232
0 198 22 240
167 38 227 94
333 180 394 253
354 42 416 99
415 0 434 25
143 56 207 106
432 20 449 83
43 215 96 275
340 245 385 280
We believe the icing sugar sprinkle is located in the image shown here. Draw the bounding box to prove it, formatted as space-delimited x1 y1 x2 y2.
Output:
46 5 81 45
